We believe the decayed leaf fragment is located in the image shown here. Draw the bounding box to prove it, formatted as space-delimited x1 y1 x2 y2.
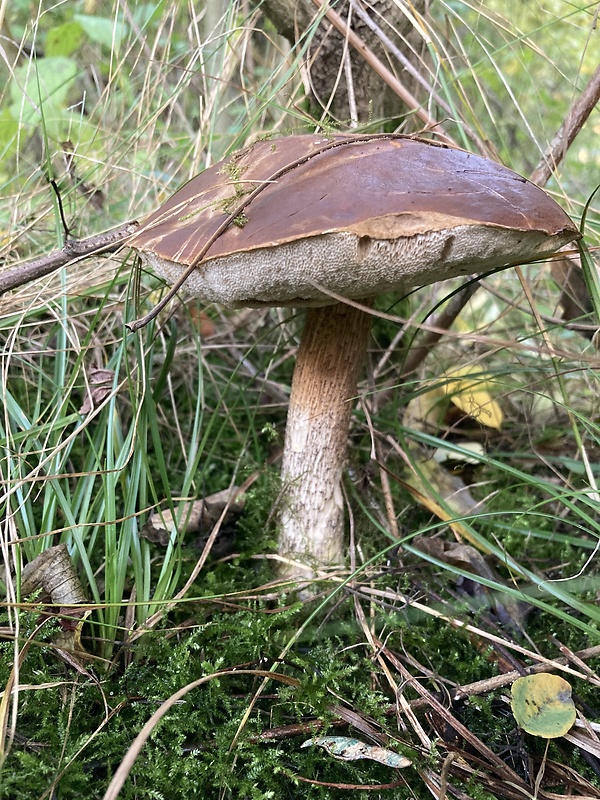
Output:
140 488 245 556
401 456 489 551
301 736 411 768
404 366 502 434
413 537 529 630
21 544 90 657
511 673 576 738
79 366 115 415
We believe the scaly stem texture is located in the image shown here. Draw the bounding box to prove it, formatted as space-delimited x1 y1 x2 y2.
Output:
278 302 372 578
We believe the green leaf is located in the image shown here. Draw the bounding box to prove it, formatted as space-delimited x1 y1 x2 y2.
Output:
9 56 78 127
0 106 19 163
511 673 576 738
74 14 128 51
132 1 168 28
46 21 85 57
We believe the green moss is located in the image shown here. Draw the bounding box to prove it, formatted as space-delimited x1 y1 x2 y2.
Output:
3 577 600 799
0 609 407 799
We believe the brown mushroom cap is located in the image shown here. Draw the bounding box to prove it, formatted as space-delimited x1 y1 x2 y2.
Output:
130 134 580 307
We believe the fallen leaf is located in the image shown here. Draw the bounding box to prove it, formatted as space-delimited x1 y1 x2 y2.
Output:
403 368 502 433
21 544 87 606
301 736 411 768
188 301 216 337
401 456 489 551
413 537 530 630
79 367 115 415
443 366 503 430
511 673 576 738
140 488 245 556
433 442 485 467
21 544 91 660
403 383 447 433
414 538 497 578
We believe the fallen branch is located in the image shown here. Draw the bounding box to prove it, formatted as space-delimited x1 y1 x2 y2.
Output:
531 62 600 186
0 221 138 296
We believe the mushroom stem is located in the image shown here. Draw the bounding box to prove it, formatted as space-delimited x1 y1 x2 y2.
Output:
278 301 373 579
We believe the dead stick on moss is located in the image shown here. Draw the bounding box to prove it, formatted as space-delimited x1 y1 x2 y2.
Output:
405 643 600 709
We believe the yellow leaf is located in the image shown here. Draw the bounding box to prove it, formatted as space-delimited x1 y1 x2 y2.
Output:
511 673 576 738
402 384 447 432
443 366 503 430
400 457 492 553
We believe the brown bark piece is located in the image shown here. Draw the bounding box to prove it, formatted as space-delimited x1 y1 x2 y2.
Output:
260 0 427 122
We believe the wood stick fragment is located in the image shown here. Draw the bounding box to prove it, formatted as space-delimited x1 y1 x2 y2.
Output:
0 222 138 296
531 62 600 186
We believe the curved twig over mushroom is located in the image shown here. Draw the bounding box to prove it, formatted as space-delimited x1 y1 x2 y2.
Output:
129 133 580 583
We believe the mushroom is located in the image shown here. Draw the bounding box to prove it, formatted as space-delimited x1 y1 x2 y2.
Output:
129 133 580 582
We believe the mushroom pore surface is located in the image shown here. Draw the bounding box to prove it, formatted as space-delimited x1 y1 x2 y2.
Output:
142 224 571 308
